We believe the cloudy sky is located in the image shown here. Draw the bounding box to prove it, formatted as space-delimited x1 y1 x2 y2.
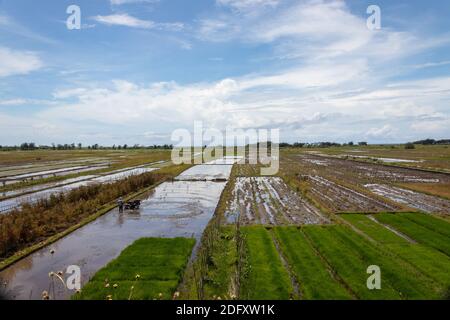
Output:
1 0 450 145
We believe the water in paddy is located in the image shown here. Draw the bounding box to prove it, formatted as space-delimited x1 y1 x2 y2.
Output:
0 165 229 300
0 167 159 213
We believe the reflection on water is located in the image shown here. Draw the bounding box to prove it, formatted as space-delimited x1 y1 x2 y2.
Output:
0 180 227 300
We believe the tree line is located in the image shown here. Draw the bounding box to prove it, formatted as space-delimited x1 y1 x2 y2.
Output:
0 143 174 151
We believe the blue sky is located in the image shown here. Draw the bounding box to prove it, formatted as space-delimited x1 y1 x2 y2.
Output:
1 0 450 145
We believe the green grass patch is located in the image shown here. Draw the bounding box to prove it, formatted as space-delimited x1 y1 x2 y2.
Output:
375 213 450 257
398 213 450 238
74 237 195 300
273 227 352 299
302 225 400 299
240 226 293 300
303 225 441 299
341 214 409 245
343 214 450 295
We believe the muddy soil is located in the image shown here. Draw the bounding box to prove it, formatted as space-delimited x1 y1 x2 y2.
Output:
289 154 450 185
304 175 399 213
225 177 329 225
365 184 450 214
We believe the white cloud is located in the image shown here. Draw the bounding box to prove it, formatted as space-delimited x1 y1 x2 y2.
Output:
217 0 280 11
0 47 43 77
92 13 184 31
198 0 445 64
110 0 159 5
0 99 27 106
2 0 450 144
93 14 154 28
366 125 395 139
412 60 450 69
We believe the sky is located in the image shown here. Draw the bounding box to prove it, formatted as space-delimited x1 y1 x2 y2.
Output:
0 0 450 145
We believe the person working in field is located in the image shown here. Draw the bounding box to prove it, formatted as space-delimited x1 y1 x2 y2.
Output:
117 197 124 213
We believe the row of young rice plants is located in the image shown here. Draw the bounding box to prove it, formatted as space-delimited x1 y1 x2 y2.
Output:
374 213 450 257
302 225 442 299
341 214 450 295
398 213 450 238
74 237 195 300
239 226 294 300
272 227 352 299
331 225 442 298
301 225 399 299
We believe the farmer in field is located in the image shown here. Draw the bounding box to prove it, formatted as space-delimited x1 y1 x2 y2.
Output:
117 197 124 213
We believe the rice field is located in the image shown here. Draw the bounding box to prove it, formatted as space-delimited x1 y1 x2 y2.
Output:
74 237 195 300
1 148 450 300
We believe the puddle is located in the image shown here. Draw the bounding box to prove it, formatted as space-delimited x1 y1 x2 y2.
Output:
340 155 422 163
364 184 450 214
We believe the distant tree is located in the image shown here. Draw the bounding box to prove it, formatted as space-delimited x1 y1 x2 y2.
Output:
123 144 128 149
358 142 368 146
20 142 37 150
405 143 415 149
78 143 82 149
348 141 354 146
279 143 291 148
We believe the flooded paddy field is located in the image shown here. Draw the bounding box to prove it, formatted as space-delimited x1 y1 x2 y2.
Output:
225 177 329 225
0 175 99 199
175 164 233 181
302 175 399 213
0 158 112 178
291 154 450 185
280 153 450 211
294 144 450 172
0 167 159 213
0 180 226 300
0 157 231 300
365 184 450 214
204 156 244 165
0 164 111 185
0 161 165 200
